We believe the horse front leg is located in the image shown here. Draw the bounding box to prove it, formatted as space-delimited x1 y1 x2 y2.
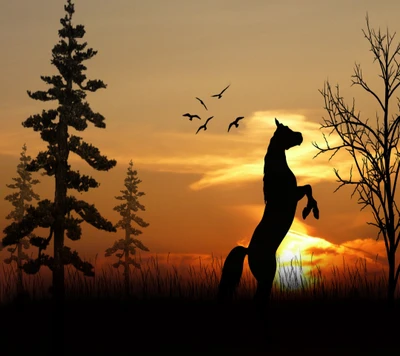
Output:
296 184 319 220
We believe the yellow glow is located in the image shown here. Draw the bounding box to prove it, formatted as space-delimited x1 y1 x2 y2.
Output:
235 216 337 289
276 229 328 288
233 210 389 290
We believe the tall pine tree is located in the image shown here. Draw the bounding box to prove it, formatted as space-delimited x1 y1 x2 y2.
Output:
2 0 117 306
105 160 149 297
3 144 40 297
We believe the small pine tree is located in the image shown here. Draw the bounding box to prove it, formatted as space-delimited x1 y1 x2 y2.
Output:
2 144 40 297
105 160 149 297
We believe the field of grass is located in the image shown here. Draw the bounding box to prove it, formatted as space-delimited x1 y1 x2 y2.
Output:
0 255 399 355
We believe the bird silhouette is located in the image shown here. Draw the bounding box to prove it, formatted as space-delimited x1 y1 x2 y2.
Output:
211 84 230 99
196 116 214 134
227 116 244 132
183 113 201 121
196 97 208 111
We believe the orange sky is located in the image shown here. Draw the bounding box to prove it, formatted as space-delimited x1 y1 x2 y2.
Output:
1 0 399 286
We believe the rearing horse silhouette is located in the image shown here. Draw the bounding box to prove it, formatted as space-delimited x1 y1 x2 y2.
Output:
217 118 319 312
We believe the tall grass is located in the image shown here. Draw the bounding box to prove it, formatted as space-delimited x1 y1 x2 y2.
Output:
0 253 397 305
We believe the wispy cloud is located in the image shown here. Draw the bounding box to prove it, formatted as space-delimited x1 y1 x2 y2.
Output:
234 214 388 283
120 110 352 190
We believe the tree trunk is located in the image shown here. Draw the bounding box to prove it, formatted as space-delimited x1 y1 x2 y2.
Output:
53 220 65 304
52 114 68 352
52 217 66 353
387 249 395 308
124 228 130 298
17 192 24 297
53 118 68 302
17 241 23 296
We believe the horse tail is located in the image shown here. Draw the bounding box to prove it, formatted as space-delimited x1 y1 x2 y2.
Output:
217 245 248 303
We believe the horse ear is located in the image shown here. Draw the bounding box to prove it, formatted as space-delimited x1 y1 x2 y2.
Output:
275 118 280 126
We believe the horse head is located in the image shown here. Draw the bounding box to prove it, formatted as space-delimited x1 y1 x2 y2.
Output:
272 118 303 150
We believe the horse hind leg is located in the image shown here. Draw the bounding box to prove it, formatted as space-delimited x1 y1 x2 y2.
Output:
251 255 277 324
254 280 274 305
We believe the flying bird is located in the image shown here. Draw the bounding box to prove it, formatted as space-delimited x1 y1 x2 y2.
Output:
183 113 201 121
227 116 244 132
211 84 230 99
196 97 208 110
196 116 214 134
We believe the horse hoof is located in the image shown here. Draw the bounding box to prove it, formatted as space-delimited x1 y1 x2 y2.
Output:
313 207 319 219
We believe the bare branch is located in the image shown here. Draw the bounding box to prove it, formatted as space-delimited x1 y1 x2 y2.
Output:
351 63 385 110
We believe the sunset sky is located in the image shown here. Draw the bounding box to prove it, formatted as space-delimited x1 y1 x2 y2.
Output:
1 0 399 284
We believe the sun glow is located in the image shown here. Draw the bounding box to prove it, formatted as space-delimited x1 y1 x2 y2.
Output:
236 216 335 289
234 209 389 291
276 228 331 289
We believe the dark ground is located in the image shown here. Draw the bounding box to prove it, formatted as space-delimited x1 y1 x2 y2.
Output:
1 296 399 355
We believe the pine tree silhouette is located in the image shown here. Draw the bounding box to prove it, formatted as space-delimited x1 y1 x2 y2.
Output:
2 144 40 299
105 160 150 297
1 0 117 351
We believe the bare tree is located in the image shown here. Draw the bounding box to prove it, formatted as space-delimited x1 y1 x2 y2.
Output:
313 15 400 306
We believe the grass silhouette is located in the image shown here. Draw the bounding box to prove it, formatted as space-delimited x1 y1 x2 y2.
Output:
1 253 394 303
0 254 399 354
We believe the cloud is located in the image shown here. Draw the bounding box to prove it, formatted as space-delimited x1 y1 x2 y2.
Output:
230 214 389 287
114 110 353 191
284 234 388 280
305 246 340 256
305 235 383 261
